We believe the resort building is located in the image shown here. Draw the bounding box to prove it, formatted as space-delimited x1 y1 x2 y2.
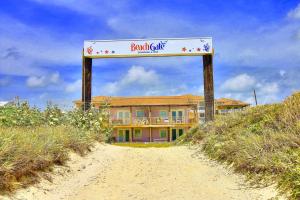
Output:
74 95 249 142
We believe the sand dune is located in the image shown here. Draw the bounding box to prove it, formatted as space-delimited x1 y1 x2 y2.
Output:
2 144 281 200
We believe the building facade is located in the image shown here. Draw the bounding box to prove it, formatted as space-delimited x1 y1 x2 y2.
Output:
74 95 249 142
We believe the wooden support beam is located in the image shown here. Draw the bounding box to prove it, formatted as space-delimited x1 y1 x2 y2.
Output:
194 105 198 123
149 106 152 142
168 105 171 124
129 128 132 142
148 106 151 124
203 54 214 122
130 106 133 125
82 53 92 111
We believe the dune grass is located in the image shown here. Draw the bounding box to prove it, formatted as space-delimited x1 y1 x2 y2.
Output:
0 102 112 193
0 126 97 192
179 92 300 199
113 142 174 148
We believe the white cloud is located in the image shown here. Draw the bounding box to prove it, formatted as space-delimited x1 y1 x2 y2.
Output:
103 82 119 94
221 74 256 92
26 76 47 87
259 82 279 95
288 3 300 19
279 70 286 77
219 73 281 105
39 92 48 100
49 72 60 84
102 65 160 95
122 65 159 85
65 79 81 93
26 72 61 88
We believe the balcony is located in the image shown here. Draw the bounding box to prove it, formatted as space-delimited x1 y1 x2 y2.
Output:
110 116 197 127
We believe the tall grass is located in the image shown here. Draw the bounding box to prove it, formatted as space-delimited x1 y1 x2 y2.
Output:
179 92 300 200
0 101 112 193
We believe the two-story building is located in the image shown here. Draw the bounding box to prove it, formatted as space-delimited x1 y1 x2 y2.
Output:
74 94 249 142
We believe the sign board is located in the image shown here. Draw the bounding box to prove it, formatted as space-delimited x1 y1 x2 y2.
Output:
84 37 212 58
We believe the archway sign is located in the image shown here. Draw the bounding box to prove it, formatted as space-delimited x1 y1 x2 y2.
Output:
82 37 214 121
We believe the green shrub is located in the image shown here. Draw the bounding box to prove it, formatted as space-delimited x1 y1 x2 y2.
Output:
44 103 65 126
67 106 112 140
0 102 44 127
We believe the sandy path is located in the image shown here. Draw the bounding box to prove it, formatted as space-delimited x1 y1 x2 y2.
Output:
2 144 281 200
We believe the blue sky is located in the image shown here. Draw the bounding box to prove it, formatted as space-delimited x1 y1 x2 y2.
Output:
0 0 300 109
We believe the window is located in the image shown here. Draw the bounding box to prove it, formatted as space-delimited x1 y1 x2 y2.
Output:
159 111 168 119
134 129 142 138
200 113 205 118
199 102 205 107
159 129 167 138
199 106 205 111
136 110 145 118
117 111 130 119
172 110 184 122
118 112 123 118
117 110 130 124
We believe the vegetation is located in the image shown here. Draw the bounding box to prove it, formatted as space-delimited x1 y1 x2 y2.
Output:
179 92 300 199
0 101 112 193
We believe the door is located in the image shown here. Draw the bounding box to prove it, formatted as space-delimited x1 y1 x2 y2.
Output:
178 129 184 137
172 129 177 141
125 130 130 142
118 130 124 142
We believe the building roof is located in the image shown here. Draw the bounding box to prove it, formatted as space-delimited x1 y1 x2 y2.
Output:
216 98 249 107
74 95 249 107
76 94 202 107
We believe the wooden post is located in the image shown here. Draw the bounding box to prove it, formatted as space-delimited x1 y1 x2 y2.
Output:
203 54 214 122
130 106 133 125
131 128 134 142
148 106 151 124
129 129 132 142
194 105 198 123
82 52 92 111
149 106 152 142
169 127 172 142
168 105 171 124
253 89 258 106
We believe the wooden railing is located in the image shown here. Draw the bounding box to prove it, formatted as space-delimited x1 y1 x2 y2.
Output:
111 116 197 126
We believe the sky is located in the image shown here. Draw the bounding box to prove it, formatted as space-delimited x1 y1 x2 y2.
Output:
0 0 300 109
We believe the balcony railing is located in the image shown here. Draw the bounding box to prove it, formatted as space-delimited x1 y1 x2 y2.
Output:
111 116 196 126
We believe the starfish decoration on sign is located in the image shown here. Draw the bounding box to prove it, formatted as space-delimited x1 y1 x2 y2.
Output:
105 50 109 54
182 47 187 52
